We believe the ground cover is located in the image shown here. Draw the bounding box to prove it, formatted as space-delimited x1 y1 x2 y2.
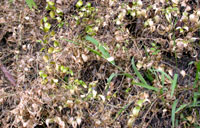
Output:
0 0 200 127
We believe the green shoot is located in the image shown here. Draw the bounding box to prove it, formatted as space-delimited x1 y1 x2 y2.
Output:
175 103 189 113
193 61 200 88
25 0 37 10
85 36 115 65
172 99 178 128
171 74 178 98
131 58 159 92
193 92 200 105
131 57 148 85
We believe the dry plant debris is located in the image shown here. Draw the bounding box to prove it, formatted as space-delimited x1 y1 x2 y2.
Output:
0 0 200 127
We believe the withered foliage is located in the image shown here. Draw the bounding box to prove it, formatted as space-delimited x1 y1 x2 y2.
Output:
0 0 200 128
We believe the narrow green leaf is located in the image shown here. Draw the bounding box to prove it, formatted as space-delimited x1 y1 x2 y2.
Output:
87 47 103 57
193 61 200 88
114 103 129 120
193 92 200 105
131 57 148 85
85 36 108 56
132 82 159 92
123 73 134 79
153 69 173 81
171 74 178 98
188 101 200 107
107 73 134 84
175 103 188 113
172 99 178 128
62 38 79 45
107 73 117 84
161 71 165 86
85 36 115 65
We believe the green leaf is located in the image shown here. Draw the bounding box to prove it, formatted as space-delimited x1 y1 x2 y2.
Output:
85 36 115 65
193 61 200 88
50 11 55 19
107 73 117 84
114 103 129 120
25 0 37 10
132 82 159 92
54 41 60 47
39 71 47 79
48 47 54 54
161 71 165 86
172 99 178 128
76 0 83 8
87 47 103 57
132 106 141 116
131 58 158 92
47 1 55 6
131 57 148 85
136 99 145 107
60 66 69 73
193 92 200 105
107 73 134 84
144 70 154 83
56 17 62 23
56 9 63 15
44 22 51 32
154 69 173 81
171 74 178 98
175 103 188 113
62 38 79 45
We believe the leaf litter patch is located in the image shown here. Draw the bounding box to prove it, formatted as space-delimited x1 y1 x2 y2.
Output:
1 0 200 127
162 51 196 86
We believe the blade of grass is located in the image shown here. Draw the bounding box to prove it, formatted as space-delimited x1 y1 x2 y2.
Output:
188 101 200 107
107 73 117 84
63 38 79 45
175 103 188 113
131 57 148 85
171 74 178 98
107 73 134 84
87 47 103 58
85 36 115 65
132 82 159 92
161 71 165 87
193 92 200 105
131 58 159 92
172 99 178 128
114 103 130 120
153 69 173 81
193 61 200 88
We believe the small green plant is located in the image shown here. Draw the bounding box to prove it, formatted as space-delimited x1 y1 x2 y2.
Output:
150 42 160 55
10 0 37 10
162 6 179 23
131 58 159 91
25 0 37 10
73 1 100 36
